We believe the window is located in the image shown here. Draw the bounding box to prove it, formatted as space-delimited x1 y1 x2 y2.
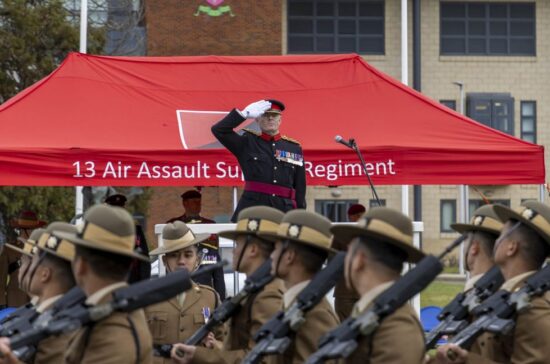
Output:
440 2 536 56
467 93 514 135
468 199 510 218
440 100 457 111
440 200 457 232
287 0 385 54
369 199 386 208
315 199 358 222
521 101 536 143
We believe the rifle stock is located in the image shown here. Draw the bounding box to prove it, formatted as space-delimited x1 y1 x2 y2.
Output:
8 262 225 356
448 263 550 355
306 235 466 364
425 265 504 349
242 252 346 364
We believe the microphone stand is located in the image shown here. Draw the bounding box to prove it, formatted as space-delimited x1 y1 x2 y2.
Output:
346 138 382 207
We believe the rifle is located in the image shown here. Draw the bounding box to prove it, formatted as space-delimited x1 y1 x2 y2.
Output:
154 258 275 358
425 265 504 349
0 287 86 338
7 262 225 359
446 263 550 358
242 251 346 364
306 235 466 364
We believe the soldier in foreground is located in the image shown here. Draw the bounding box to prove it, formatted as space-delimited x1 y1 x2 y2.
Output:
258 209 339 363
330 207 426 363
170 206 285 364
0 205 154 364
450 204 503 291
433 201 550 364
145 221 222 363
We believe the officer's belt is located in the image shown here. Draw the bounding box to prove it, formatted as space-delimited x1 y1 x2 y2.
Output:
244 181 297 208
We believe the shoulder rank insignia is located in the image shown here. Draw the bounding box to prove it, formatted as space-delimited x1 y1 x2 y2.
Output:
281 135 301 145
243 128 261 136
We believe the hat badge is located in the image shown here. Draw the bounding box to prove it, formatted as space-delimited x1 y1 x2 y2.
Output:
47 236 58 249
32 246 39 255
522 208 534 220
288 224 300 238
247 219 259 232
473 216 484 226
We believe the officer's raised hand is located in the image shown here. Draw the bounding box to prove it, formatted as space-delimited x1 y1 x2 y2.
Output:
238 100 272 119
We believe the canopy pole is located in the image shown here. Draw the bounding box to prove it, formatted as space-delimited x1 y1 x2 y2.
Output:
458 185 469 275
540 184 546 202
232 186 239 293
401 0 409 217
75 0 88 219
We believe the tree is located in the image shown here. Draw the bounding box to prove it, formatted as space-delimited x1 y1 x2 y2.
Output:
0 187 75 244
0 0 104 103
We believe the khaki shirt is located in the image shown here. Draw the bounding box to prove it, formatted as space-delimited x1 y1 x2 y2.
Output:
145 282 223 364
464 274 483 292
270 280 340 364
28 294 77 364
192 278 285 364
346 281 425 364
466 271 550 364
65 282 153 364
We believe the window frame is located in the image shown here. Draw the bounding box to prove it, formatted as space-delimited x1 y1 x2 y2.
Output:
440 2 536 56
315 199 359 222
520 101 536 143
287 0 385 55
440 199 457 233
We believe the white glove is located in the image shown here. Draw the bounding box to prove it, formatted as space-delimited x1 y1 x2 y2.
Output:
238 100 271 119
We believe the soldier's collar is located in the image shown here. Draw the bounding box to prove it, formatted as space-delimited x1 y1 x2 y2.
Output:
260 132 281 142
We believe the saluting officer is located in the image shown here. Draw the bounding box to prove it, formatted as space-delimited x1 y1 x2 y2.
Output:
434 201 550 364
212 99 306 221
259 209 340 363
145 221 223 364
331 207 426 363
170 206 286 364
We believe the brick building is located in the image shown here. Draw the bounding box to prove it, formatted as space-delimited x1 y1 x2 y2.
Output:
143 0 548 259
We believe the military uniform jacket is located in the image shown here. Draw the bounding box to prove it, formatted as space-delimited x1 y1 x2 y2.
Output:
25 296 76 364
211 109 306 220
465 274 550 364
271 297 339 364
145 282 223 364
65 286 153 364
344 304 424 364
192 278 285 364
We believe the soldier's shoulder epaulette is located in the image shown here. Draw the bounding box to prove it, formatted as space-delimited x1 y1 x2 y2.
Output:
243 128 261 136
196 283 217 295
281 135 301 145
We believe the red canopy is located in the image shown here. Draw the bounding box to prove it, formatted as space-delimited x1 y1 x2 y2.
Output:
0 52 544 186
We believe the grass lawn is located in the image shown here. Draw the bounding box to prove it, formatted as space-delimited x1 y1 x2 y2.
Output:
421 281 464 308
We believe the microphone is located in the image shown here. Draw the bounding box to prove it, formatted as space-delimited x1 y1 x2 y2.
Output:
335 135 354 149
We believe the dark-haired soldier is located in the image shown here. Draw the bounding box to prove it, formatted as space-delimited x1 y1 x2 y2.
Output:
434 201 550 364
211 99 306 221
450 204 503 291
258 209 339 363
331 207 426 363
